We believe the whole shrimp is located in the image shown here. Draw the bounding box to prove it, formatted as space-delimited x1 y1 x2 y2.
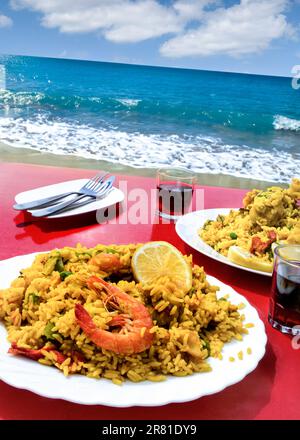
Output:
75 276 153 355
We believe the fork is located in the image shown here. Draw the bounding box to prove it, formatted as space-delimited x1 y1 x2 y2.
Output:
30 176 115 217
13 172 109 211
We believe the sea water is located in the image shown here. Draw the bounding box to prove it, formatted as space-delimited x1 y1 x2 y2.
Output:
0 54 299 182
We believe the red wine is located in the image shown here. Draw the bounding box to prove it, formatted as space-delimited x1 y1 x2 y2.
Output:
157 182 193 216
269 261 300 331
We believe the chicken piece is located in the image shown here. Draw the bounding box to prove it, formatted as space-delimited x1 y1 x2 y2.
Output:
248 188 290 227
173 329 204 362
243 189 260 209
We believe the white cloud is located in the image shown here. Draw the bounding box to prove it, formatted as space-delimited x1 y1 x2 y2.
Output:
173 0 217 20
9 0 296 57
10 0 179 42
10 0 213 42
161 0 295 57
0 13 13 28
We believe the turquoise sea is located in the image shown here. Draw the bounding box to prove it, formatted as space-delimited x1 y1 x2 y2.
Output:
0 54 299 182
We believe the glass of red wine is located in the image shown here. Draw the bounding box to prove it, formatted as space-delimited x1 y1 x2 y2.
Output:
156 167 196 220
269 244 300 335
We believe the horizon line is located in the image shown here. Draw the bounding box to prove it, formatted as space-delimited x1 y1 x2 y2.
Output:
0 52 292 80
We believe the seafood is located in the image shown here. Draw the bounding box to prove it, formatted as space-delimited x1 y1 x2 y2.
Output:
88 253 123 272
8 343 67 364
1 243 248 383
75 276 153 355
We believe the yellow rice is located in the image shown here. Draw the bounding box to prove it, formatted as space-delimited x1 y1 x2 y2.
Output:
0 243 248 384
200 179 300 264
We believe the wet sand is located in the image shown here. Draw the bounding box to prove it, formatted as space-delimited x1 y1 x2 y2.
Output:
0 142 286 190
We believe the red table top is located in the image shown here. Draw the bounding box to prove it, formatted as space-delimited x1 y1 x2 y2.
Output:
0 162 298 420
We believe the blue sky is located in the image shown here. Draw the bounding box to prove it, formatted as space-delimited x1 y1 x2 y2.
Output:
0 0 299 76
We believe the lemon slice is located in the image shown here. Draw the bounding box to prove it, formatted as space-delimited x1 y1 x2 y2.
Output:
132 241 192 293
228 245 273 273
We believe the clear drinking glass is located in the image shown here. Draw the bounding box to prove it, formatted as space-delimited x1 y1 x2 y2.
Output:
268 244 300 335
156 167 196 220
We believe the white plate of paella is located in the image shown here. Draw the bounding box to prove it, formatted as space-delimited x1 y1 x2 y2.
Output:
176 180 300 277
0 244 267 407
175 208 272 277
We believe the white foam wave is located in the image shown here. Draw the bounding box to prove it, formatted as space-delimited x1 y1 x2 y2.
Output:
273 115 300 132
115 98 141 107
0 90 45 106
0 115 298 183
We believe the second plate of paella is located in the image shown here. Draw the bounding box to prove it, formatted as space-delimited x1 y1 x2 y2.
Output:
176 179 300 276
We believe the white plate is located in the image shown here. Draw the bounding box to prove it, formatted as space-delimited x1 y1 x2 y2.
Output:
176 209 272 277
14 179 124 219
0 252 267 407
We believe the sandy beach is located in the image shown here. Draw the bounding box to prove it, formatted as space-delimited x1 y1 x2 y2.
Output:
0 141 285 190
1 56 297 188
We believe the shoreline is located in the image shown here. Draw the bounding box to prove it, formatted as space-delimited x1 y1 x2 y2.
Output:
0 142 286 190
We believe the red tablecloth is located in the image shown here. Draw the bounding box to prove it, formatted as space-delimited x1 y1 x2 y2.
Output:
0 162 298 420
